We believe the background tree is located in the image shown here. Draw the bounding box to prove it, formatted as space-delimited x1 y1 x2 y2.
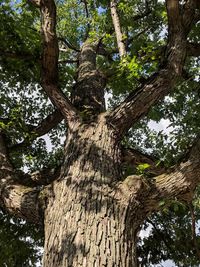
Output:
0 0 200 266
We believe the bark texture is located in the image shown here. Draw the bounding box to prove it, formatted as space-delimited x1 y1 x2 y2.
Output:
43 116 140 267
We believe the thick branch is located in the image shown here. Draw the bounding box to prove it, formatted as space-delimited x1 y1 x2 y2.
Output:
166 0 182 38
144 139 200 212
28 0 80 125
182 0 199 34
107 70 176 137
110 0 126 58
0 183 45 224
119 139 200 216
0 130 50 224
107 0 195 137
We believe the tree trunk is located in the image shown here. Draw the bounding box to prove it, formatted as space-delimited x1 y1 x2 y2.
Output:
42 116 140 267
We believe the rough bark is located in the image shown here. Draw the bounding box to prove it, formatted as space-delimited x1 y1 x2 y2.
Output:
43 116 142 267
41 118 200 267
0 130 50 224
71 41 106 118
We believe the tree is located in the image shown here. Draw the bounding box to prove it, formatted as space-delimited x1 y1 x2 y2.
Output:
0 0 200 266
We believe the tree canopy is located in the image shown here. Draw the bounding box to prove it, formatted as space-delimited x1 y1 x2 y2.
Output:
0 0 200 266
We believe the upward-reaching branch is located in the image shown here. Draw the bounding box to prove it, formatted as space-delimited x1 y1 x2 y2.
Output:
107 0 196 137
28 0 80 126
110 0 126 58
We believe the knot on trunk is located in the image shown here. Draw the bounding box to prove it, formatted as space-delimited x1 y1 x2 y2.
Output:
117 175 150 204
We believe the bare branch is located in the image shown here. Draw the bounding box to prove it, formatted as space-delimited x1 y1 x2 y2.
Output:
58 59 78 64
58 37 80 52
110 0 126 58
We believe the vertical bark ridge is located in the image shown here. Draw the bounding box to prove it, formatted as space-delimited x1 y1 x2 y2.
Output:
44 183 139 267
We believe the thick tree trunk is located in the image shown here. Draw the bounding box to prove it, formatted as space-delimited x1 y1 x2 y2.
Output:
42 116 141 267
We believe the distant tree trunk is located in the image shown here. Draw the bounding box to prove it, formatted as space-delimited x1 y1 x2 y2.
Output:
42 116 142 267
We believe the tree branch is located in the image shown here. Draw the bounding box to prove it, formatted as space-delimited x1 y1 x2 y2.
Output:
182 0 199 34
58 59 78 64
0 49 40 62
58 37 80 52
107 70 177 137
28 0 41 7
189 203 200 260
119 139 200 215
0 130 52 224
144 139 200 211
10 109 64 151
82 0 91 41
145 218 174 255
28 0 80 126
110 0 126 58
106 0 195 137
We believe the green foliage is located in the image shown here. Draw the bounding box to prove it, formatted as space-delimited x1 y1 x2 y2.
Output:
136 163 150 175
0 209 43 267
138 199 200 267
0 0 200 266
